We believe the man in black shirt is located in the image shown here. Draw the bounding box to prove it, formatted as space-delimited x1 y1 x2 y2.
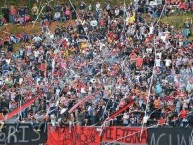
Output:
2 5 9 23
71 4 77 20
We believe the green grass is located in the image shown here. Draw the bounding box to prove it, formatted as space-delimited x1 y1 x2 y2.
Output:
161 13 193 29
160 12 193 41
10 24 41 34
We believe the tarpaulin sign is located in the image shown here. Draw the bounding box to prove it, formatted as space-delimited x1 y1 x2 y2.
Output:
46 125 100 145
101 127 147 144
46 127 71 145
71 126 100 145
148 128 193 145
0 124 47 145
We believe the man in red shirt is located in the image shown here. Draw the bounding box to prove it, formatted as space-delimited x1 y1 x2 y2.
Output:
129 51 137 61
40 62 46 72
179 108 188 127
135 55 143 68
158 117 166 126
179 108 187 119
9 5 17 24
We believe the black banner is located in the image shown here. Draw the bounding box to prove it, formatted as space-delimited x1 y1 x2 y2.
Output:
148 128 193 145
0 124 47 145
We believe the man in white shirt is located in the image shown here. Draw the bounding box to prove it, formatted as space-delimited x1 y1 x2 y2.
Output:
50 114 59 129
96 2 101 12
155 55 161 67
32 35 42 42
164 57 172 67
53 12 61 21
33 50 39 58
115 8 120 17
149 23 154 35
123 112 129 125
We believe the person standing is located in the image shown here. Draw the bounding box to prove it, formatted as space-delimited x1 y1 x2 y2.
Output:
70 4 77 20
80 1 86 12
2 5 9 23
9 5 17 24
31 3 39 21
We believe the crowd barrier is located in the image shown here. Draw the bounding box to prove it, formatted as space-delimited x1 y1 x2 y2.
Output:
2 124 193 145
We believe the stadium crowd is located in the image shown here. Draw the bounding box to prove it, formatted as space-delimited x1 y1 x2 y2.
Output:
0 0 193 132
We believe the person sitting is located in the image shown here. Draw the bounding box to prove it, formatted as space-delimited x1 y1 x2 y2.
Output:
0 16 6 26
23 33 29 42
15 33 23 42
7 43 13 52
32 34 42 43
65 8 70 20
41 19 49 33
10 34 20 44
53 11 61 21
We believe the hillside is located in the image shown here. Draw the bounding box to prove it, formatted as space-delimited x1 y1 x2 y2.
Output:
0 0 134 9
161 13 193 40
0 0 192 51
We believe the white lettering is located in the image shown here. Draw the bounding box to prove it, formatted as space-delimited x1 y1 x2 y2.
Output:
149 131 193 145
189 136 193 145
178 134 180 145
169 134 172 145
150 133 156 145
0 133 5 141
8 126 17 143
0 125 45 144
18 126 29 143
157 133 165 145
31 130 40 141
180 135 187 145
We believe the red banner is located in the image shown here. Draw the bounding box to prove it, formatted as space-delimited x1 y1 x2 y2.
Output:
101 127 147 144
68 95 93 113
46 125 147 145
46 127 71 145
46 125 100 145
6 97 38 120
100 100 135 124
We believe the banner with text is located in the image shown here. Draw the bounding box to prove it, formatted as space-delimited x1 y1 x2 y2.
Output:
148 128 193 145
0 124 47 145
47 126 147 145
46 125 100 145
101 127 147 144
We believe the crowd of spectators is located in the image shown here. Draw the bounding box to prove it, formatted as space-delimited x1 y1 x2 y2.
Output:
0 0 193 25
0 0 193 132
